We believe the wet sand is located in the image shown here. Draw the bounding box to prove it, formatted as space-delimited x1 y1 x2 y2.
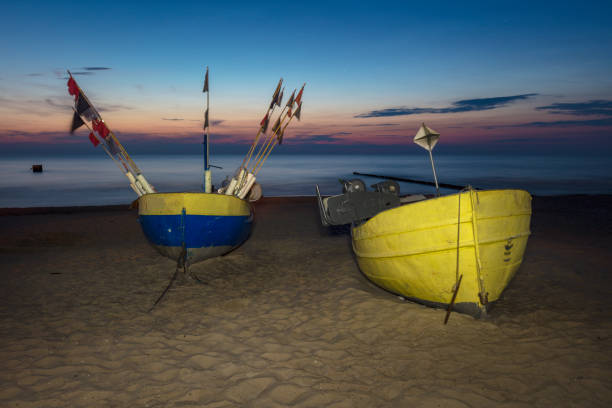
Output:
1 195 611 407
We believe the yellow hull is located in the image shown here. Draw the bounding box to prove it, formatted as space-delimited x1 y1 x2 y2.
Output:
352 189 532 317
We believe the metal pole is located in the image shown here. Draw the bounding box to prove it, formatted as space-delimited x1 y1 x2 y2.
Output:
428 148 440 196
204 67 212 193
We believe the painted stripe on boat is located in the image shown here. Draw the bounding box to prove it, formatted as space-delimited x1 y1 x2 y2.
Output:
139 214 251 248
138 192 250 216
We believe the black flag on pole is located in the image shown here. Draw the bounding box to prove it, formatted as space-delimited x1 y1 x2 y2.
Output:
294 102 302 121
204 108 209 129
277 128 284 145
203 68 209 93
70 111 85 133
260 113 270 133
271 117 281 135
76 94 97 121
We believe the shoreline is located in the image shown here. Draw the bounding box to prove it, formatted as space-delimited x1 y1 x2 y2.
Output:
2 193 611 216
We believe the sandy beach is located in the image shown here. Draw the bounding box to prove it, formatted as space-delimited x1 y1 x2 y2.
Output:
1 195 611 407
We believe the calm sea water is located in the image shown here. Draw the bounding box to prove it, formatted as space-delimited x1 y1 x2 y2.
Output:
1 153 611 207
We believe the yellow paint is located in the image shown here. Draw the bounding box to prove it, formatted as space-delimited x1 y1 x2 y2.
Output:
138 192 251 216
352 189 531 313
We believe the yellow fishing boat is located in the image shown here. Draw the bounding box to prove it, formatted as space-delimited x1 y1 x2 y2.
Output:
351 188 531 317
316 123 532 318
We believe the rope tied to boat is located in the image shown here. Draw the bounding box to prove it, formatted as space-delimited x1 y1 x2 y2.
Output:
468 187 487 306
445 187 469 324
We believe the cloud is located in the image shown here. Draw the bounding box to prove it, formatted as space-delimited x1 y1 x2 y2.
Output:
292 132 351 143
25 73 44 77
0 129 80 143
355 93 538 118
59 67 112 79
535 100 612 116
354 123 399 127
162 118 225 126
98 103 133 112
483 118 612 129
45 98 71 111
514 118 612 127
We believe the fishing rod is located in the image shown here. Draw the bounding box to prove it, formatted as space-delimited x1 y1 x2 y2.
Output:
250 86 288 172
67 71 155 194
202 66 211 193
352 172 467 191
228 79 283 195
242 78 283 170
75 110 146 196
252 84 303 174
253 100 302 175
251 96 290 173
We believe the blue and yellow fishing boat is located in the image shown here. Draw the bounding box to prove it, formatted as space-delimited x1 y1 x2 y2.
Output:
67 69 303 266
138 192 252 264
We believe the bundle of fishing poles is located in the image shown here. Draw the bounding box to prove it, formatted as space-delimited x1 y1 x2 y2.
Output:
66 70 303 201
66 71 155 197
220 78 304 200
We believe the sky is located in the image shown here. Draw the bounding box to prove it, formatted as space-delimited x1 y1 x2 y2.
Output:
1 0 611 155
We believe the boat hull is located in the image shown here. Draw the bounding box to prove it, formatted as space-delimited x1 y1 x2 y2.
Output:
138 192 252 264
352 189 532 317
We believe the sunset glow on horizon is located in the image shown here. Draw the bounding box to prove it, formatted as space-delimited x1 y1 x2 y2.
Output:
1 1 611 155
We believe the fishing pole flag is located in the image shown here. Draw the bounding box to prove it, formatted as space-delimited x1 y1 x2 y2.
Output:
260 113 270 133
70 111 85 133
65 72 155 196
203 68 209 93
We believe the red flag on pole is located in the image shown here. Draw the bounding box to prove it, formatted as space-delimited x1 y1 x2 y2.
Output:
260 113 269 133
93 119 110 139
67 77 79 101
295 84 305 106
88 132 100 147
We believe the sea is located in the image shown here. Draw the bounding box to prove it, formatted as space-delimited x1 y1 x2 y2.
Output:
1 153 611 208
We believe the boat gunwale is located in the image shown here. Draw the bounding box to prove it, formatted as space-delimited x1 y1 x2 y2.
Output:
140 191 248 202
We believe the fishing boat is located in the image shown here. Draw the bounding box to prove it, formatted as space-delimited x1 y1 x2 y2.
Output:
316 124 532 318
66 69 304 265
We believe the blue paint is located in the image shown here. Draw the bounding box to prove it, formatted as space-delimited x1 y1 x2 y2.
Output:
139 213 251 249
